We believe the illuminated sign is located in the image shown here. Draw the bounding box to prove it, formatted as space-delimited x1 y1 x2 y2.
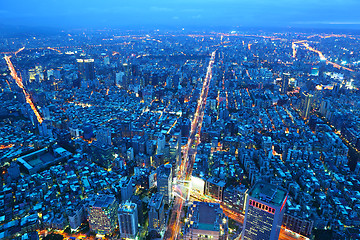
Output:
249 200 275 214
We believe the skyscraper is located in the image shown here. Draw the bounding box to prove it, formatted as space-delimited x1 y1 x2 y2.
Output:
157 164 173 204
77 59 95 81
148 193 165 232
118 201 138 239
301 93 313 119
281 72 290 94
87 194 119 235
120 176 134 202
242 182 288 240
77 58 96 88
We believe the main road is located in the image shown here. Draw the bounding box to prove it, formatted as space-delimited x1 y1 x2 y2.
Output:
4 55 43 124
164 50 216 240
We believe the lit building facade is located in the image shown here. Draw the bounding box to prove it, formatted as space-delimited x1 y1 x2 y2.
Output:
88 194 118 235
242 182 288 240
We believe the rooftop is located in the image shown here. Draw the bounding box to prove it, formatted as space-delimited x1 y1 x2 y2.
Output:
119 201 137 213
90 194 117 208
185 201 227 232
149 193 163 210
248 182 287 206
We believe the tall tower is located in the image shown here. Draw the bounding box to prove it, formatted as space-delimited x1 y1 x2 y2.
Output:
118 201 138 239
242 182 288 240
302 93 313 119
157 164 173 204
281 73 290 94
148 193 165 232
77 58 95 88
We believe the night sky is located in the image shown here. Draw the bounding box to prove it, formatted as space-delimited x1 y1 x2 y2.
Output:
1 0 360 29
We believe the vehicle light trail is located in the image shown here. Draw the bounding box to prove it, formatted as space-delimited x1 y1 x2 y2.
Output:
302 43 355 72
47 47 62 53
0 144 15 150
164 51 216 240
4 55 43 124
293 41 355 72
15 47 25 56
292 42 297 58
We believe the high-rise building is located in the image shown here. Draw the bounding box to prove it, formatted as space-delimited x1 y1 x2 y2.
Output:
96 127 112 146
118 201 138 239
148 193 165 232
77 59 95 81
183 201 228 240
282 213 313 237
281 73 290 94
157 164 173 204
87 142 115 169
223 185 248 214
120 176 134 202
87 194 118 235
77 58 96 88
83 123 94 140
116 71 125 87
169 131 181 174
242 182 288 240
156 133 166 154
205 177 226 201
67 203 85 230
301 93 313 119
131 195 144 225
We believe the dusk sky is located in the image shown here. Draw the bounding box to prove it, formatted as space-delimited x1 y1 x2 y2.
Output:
1 0 360 29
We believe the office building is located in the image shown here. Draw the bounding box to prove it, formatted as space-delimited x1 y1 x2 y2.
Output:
118 201 138 239
116 71 125 87
242 182 288 240
205 177 226 201
157 164 173 204
301 93 313 119
77 59 95 81
282 213 313 237
148 193 165 232
223 185 248 214
281 73 290 94
88 194 118 235
120 176 134 202
156 133 166 154
67 204 85 230
77 58 96 88
183 201 228 240
87 142 115 169
96 128 112 146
